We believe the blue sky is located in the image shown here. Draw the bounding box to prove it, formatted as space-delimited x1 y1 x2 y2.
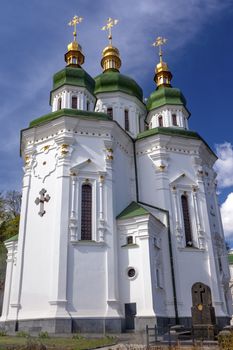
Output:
1 0 233 242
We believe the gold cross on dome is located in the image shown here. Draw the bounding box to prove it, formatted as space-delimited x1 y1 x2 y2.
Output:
152 36 167 62
101 17 119 45
68 15 83 41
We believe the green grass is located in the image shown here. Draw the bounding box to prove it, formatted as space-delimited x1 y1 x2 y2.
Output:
0 335 116 350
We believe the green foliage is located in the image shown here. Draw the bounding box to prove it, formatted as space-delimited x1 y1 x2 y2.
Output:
16 331 30 338
218 330 233 350
0 330 7 336
72 333 84 340
0 190 21 243
38 331 49 339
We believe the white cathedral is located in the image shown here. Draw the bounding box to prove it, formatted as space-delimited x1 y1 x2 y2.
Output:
0 17 232 335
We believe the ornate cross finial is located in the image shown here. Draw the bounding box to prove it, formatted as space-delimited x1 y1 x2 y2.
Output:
68 15 83 42
35 189 50 217
152 36 168 62
101 17 119 45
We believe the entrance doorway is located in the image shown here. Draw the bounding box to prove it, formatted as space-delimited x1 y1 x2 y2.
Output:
125 303 136 330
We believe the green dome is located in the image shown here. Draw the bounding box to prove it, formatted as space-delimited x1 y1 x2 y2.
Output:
94 70 143 101
146 86 187 111
52 67 95 95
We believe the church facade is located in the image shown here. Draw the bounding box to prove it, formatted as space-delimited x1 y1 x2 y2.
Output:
0 19 231 334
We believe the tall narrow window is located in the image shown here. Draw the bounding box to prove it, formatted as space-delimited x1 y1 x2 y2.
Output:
181 194 193 246
81 184 92 240
125 110 129 131
86 100 90 111
107 107 113 119
172 114 178 126
72 96 77 109
158 115 163 127
58 97 62 110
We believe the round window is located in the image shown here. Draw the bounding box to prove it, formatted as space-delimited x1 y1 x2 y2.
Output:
127 268 136 278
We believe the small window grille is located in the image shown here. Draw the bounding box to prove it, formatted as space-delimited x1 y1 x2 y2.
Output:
81 184 92 240
181 194 193 247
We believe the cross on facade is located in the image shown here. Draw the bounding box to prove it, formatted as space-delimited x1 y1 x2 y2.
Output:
194 284 206 304
35 189 50 217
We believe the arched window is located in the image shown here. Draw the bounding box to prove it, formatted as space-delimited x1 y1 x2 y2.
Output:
181 194 193 246
124 110 129 131
72 96 77 109
172 114 177 126
81 184 92 240
158 115 163 127
86 100 90 111
107 107 113 119
57 97 62 110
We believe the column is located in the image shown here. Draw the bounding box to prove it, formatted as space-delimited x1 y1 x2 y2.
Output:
171 187 183 247
192 187 205 249
98 175 105 242
69 174 78 242
7 151 33 321
0 241 17 321
49 134 74 319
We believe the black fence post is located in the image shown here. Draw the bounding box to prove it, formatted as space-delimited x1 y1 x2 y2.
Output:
146 325 149 349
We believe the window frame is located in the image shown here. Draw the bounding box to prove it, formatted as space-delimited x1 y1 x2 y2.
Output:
80 183 92 240
72 95 78 109
107 107 113 119
77 178 97 242
181 194 193 247
158 115 163 127
124 109 129 131
57 97 62 110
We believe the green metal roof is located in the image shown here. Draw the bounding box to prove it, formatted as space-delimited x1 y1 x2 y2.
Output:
29 108 111 128
228 253 233 264
146 86 188 112
136 127 217 159
52 66 95 95
94 70 143 101
5 234 18 243
117 201 150 220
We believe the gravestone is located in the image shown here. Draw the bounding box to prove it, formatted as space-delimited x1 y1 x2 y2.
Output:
191 282 216 340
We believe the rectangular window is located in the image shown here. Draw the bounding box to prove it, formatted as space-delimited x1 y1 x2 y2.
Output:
81 184 92 240
125 110 129 131
158 116 163 127
107 108 113 119
172 114 178 126
72 96 78 109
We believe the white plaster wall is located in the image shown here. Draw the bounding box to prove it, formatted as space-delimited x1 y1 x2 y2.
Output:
51 85 96 112
136 134 230 319
147 105 189 130
95 92 146 137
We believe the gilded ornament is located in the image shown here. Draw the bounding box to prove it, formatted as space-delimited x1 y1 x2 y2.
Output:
101 17 118 45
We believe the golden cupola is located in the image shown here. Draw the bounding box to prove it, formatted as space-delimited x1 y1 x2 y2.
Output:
65 15 85 67
153 36 172 88
101 17 121 72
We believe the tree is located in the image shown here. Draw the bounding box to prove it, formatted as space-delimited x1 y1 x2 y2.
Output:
0 190 21 243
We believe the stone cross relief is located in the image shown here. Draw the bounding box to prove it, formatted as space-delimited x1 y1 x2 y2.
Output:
35 188 50 217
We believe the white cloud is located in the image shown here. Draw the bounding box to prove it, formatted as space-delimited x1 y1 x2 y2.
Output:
214 142 233 188
220 192 233 239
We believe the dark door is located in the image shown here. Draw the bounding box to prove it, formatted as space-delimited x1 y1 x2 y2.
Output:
125 303 136 330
